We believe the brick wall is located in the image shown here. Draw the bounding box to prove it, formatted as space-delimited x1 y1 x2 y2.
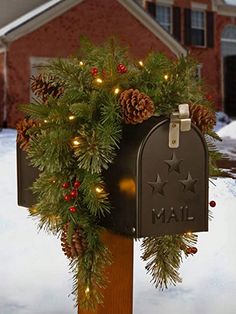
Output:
6 0 176 127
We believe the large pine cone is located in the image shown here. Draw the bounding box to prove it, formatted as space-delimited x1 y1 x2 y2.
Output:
31 73 64 103
16 118 38 151
61 223 86 259
119 89 155 124
189 104 216 133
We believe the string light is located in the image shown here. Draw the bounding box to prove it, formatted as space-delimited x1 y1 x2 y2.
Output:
79 61 84 66
96 78 103 84
164 74 169 81
72 137 80 147
139 60 144 67
186 232 192 236
44 119 48 123
68 115 76 121
95 186 103 194
114 88 120 95
85 287 90 295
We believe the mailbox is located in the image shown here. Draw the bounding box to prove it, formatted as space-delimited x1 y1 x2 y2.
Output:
103 115 208 237
17 146 39 207
17 115 208 238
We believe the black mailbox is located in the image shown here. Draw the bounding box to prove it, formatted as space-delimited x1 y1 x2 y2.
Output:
103 116 208 237
17 116 208 238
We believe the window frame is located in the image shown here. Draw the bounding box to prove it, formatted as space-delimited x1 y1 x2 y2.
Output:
191 9 206 48
156 3 173 34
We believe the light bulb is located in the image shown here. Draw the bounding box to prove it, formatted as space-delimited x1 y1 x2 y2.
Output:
72 137 80 147
79 61 84 66
139 60 144 67
164 74 169 80
69 115 75 121
114 88 120 95
95 186 103 194
96 78 103 84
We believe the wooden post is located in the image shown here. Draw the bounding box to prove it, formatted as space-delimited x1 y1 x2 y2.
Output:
79 231 133 314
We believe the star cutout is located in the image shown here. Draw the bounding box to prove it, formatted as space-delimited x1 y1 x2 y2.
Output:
148 174 168 196
164 152 183 173
179 172 198 193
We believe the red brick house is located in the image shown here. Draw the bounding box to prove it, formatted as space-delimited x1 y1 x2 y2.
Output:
0 0 236 127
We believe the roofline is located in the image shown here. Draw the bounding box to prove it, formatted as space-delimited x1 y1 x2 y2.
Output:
0 0 186 58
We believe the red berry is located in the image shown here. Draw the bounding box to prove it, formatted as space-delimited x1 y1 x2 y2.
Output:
117 63 127 74
64 194 71 202
69 206 77 213
186 247 192 254
62 182 69 189
191 247 198 254
91 67 98 76
74 181 81 189
209 200 216 207
70 190 78 198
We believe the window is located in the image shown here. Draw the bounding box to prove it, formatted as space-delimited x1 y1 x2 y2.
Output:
191 10 205 46
156 5 172 33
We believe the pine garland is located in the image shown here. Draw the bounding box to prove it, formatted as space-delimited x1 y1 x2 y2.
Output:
18 38 220 310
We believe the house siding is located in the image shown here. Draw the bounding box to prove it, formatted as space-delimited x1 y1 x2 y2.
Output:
0 53 4 126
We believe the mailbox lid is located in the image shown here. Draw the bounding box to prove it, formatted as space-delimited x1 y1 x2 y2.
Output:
137 120 208 237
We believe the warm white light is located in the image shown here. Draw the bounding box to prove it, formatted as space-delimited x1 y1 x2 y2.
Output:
85 287 90 294
44 119 48 123
164 74 169 80
72 138 80 147
96 78 103 84
114 88 120 95
139 60 144 67
79 61 84 66
95 186 103 194
69 115 76 121
187 232 192 236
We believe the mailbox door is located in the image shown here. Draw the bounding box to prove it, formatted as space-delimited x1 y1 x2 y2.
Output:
137 120 208 237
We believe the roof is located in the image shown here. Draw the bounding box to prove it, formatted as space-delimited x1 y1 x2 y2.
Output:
0 0 51 29
0 0 186 57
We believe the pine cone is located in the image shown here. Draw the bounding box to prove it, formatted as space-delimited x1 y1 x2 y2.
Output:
16 118 38 151
189 104 216 133
31 73 64 103
61 223 86 259
119 89 155 124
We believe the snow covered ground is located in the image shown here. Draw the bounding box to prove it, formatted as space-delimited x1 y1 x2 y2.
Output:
0 125 236 314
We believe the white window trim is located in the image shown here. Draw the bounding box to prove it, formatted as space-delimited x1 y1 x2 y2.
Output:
156 3 173 34
191 9 207 48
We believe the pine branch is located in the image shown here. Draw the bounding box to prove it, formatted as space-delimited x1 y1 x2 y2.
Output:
141 233 197 289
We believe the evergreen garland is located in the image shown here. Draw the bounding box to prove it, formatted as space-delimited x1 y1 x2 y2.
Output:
17 38 220 310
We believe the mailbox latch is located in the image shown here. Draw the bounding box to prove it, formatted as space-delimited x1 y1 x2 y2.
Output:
169 104 191 148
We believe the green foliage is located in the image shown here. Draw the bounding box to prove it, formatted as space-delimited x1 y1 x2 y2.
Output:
19 38 220 310
141 233 198 289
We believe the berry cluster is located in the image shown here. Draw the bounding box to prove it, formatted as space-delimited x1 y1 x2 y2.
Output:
62 180 81 213
186 247 198 255
117 63 127 74
90 67 98 77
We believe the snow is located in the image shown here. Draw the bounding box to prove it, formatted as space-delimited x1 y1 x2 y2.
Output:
218 121 236 139
0 127 236 314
